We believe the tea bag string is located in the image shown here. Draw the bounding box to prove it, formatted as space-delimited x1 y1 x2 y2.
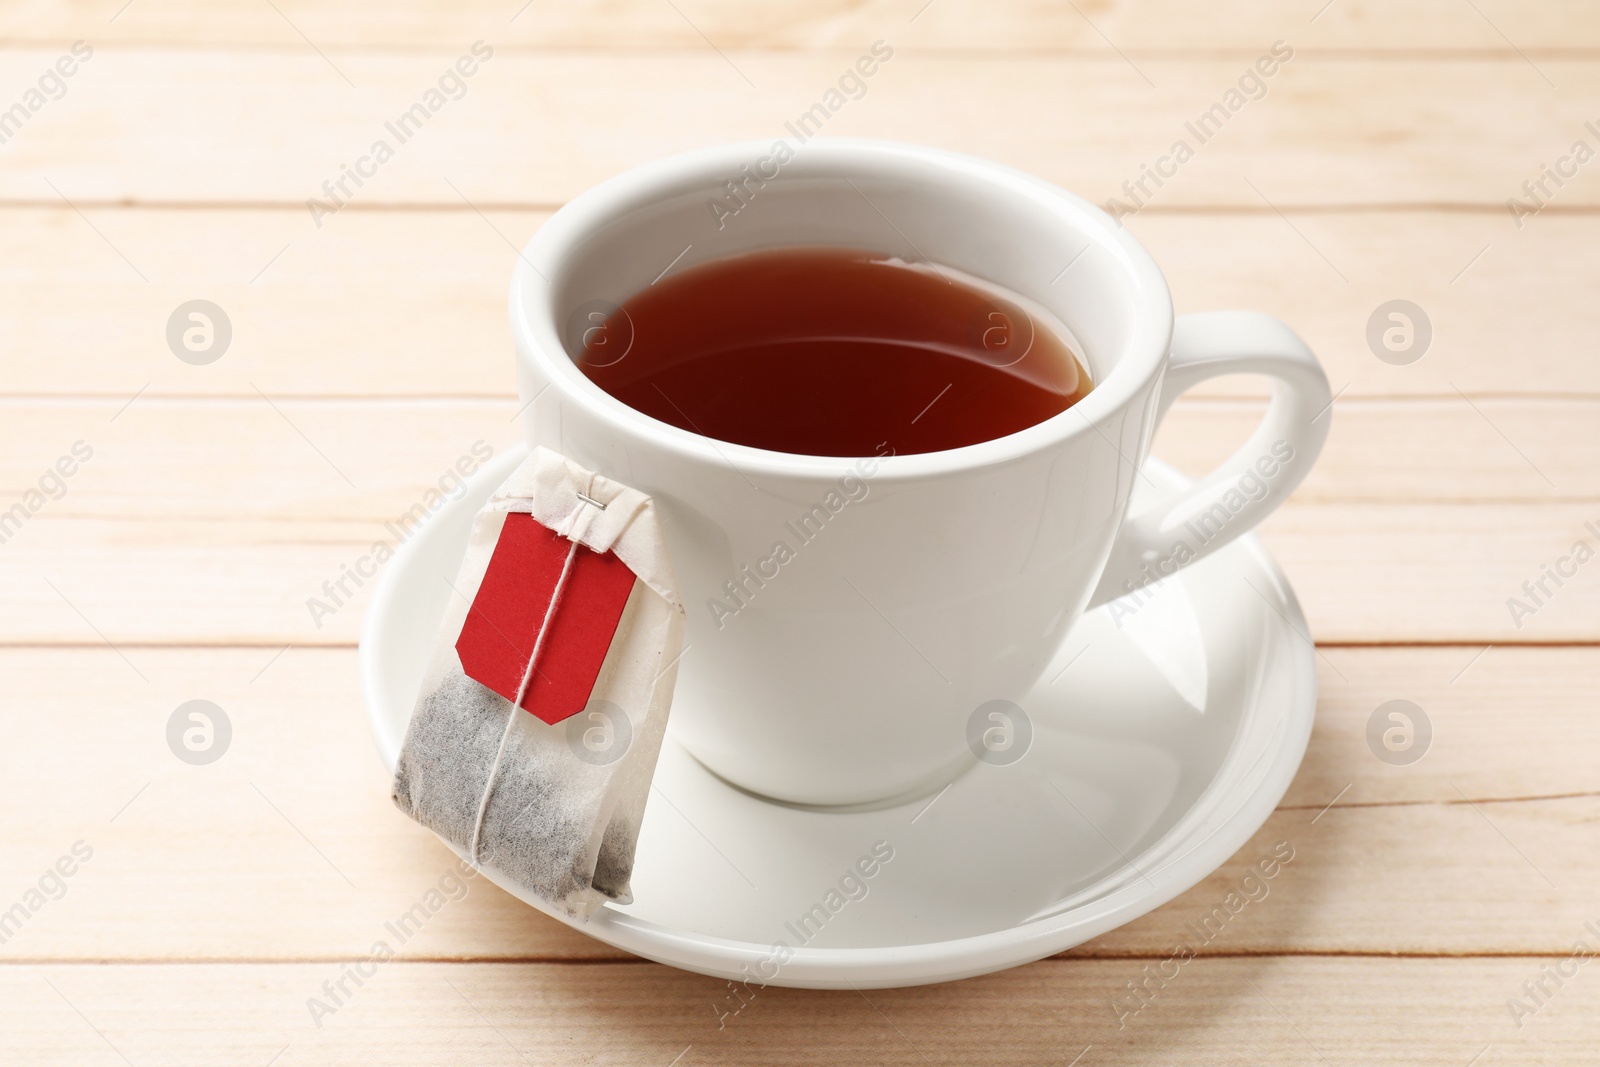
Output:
466 476 605 863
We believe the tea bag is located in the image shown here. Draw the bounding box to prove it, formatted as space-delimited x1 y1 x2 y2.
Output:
392 446 685 920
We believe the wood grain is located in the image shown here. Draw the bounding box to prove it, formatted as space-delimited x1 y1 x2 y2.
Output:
1 646 1595 963
0 207 1588 400
4 0 1597 51
0 396 1591 523
0 51 1592 208
1 2 1595 1059
5 380 1596 645
2 957 1595 1065
3 506 1596 645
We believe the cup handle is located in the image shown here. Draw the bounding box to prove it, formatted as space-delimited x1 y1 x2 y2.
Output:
1085 310 1332 610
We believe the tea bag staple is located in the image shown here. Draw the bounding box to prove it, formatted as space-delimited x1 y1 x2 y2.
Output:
392 446 686 920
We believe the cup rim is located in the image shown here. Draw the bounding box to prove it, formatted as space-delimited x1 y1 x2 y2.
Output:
510 138 1174 480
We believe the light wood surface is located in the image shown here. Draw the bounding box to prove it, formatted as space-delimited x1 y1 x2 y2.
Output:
5 208 1596 400
7 958 1594 1066
7 0 1600 50
2 1 1596 1062
3 51 1596 209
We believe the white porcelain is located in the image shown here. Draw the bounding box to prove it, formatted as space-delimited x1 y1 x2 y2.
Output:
361 446 1315 989
508 139 1331 806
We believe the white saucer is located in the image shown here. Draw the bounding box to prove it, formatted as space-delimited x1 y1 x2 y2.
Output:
361 445 1315 989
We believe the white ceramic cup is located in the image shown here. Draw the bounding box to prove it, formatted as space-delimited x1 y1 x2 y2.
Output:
510 139 1330 807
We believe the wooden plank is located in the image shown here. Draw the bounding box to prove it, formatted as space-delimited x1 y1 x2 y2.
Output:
0 398 1591 530
1278 645 1600 809
3 499 1596 644
1130 210 1594 403
1154 398 1588 502
0 208 521 401
0 207 1588 401
1 958 1595 1064
0 399 526 522
0 646 612 964
1090 799 1600 958
5 0 1597 51
4 388 1597 645
1 646 1596 962
1263 502 1600 642
0 51 1592 208
0 0 1587 1055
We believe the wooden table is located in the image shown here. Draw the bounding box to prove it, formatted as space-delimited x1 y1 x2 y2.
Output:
2 2 1596 1062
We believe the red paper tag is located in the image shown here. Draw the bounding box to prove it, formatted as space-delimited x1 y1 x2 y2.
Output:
455 512 637 725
